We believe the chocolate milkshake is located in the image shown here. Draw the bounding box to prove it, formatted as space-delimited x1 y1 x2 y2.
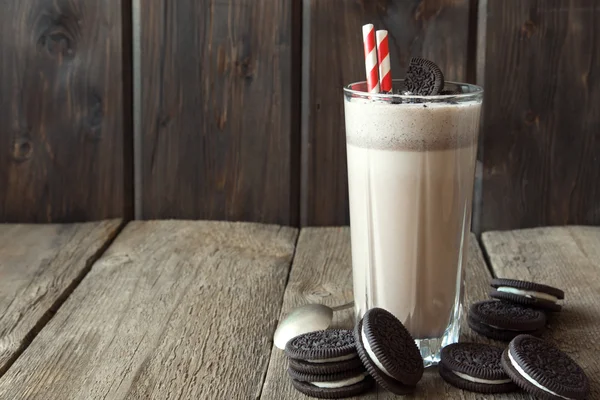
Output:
343 80 482 365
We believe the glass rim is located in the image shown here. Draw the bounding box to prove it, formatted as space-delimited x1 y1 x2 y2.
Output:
344 79 483 100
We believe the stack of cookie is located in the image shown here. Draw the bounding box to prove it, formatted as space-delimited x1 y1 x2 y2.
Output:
283 308 426 398
468 278 565 340
284 329 374 398
439 335 590 398
437 278 590 399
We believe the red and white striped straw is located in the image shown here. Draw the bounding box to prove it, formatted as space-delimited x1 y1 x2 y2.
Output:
376 30 392 93
362 24 380 93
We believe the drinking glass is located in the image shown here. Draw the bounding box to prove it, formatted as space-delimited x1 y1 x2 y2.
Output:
343 80 483 366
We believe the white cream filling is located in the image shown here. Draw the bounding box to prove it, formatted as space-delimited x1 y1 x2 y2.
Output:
310 373 367 389
452 371 512 385
307 354 357 363
508 349 571 399
361 327 395 378
498 287 558 303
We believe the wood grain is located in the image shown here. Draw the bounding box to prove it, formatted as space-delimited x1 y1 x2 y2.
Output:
301 0 472 226
0 1 130 222
140 0 299 225
480 0 600 231
483 226 600 399
0 221 297 400
260 230 521 399
0 220 121 376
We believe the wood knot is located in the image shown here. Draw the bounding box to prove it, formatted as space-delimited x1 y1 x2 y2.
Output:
38 32 74 57
524 110 539 127
309 288 331 298
521 20 537 38
159 114 171 128
83 94 103 141
12 135 33 162
37 14 80 58
235 57 255 81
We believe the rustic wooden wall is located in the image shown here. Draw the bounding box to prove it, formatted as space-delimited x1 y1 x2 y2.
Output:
480 0 600 232
1 0 599 231
0 0 131 222
138 0 300 225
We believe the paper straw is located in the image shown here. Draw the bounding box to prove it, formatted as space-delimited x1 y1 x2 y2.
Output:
362 24 380 93
376 30 392 93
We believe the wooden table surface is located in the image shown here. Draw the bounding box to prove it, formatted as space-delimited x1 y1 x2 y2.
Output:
0 221 598 399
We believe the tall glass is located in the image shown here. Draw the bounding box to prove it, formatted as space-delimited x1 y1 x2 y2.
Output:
343 80 483 366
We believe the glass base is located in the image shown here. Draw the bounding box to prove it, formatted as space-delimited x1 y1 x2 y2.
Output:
415 307 462 368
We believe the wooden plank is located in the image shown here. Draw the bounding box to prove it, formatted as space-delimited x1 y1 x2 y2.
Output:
0 220 122 376
260 230 519 399
301 0 472 226
0 221 297 400
139 1 299 225
0 1 131 222
480 0 600 232
482 226 600 399
471 0 488 235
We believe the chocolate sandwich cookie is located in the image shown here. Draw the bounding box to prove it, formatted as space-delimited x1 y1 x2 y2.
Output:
490 278 564 312
354 308 424 394
288 356 364 375
501 334 590 400
405 57 445 95
285 329 358 363
289 372 374 399
468 300 546 341
439 343 517 394
288 367 367 383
